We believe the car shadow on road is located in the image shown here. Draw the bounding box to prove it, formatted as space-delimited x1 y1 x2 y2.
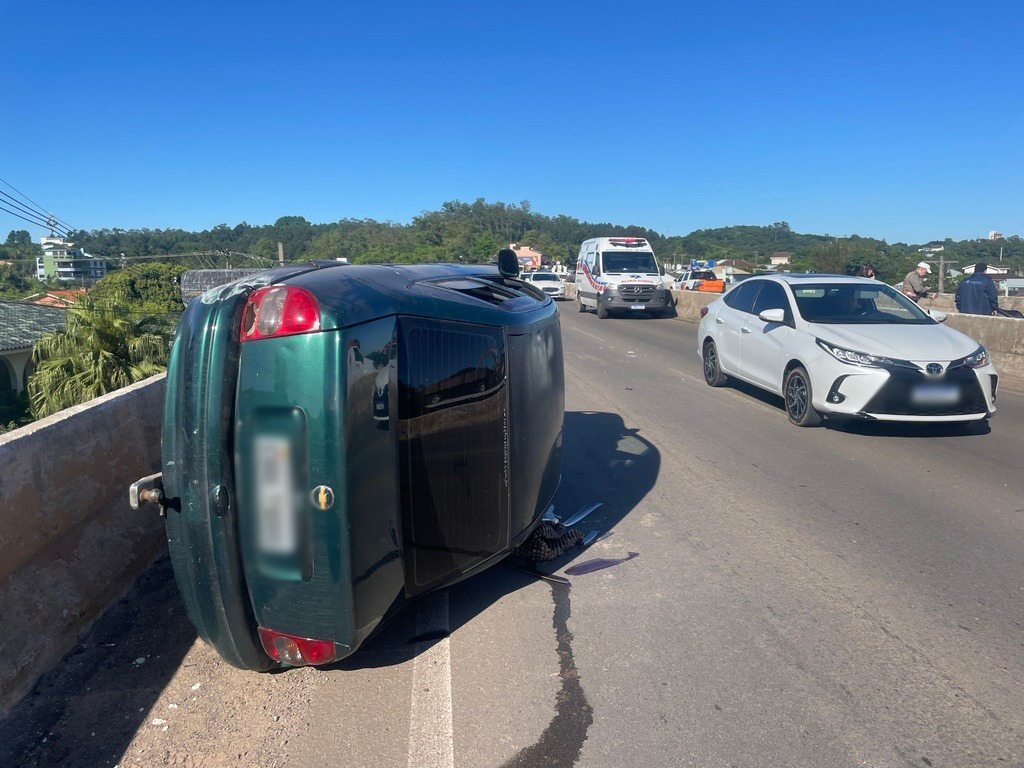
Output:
824 417 991 438
723 379 991 439
330 409 661 670
0 552 197 768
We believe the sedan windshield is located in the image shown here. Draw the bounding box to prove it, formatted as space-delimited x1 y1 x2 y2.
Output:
791 283 933 324
602 251 659 273
531 273 559 282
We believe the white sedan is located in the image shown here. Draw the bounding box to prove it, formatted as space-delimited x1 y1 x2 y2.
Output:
697 274 998 427
526 271 566 300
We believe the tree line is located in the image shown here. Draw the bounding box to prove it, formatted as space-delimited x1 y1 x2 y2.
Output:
4 201 1022 296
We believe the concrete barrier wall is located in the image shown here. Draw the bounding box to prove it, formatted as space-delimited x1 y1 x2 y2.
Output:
921 293 1024 313
0 375 167 716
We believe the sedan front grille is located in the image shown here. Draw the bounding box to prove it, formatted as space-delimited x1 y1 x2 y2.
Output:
863 367 987 416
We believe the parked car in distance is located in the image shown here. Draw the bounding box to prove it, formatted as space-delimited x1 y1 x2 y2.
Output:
673 270 725 293
527 270 566 300
698 274 997 428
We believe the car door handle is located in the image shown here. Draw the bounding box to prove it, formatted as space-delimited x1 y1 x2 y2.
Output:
741 327 751 334
715 318 724 324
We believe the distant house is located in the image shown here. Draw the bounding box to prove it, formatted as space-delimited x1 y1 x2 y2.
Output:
962 263 1009 276
988 231 1004 241
509 243 543 271
711 259 757 281
770 251 792 267
35 237 107 285
26 288 87 308
0 300 66 396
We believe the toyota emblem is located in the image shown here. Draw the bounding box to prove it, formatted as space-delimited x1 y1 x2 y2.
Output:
925 363 943 375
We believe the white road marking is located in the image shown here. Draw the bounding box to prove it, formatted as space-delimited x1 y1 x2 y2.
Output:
407 591 454 768
568 326 605 343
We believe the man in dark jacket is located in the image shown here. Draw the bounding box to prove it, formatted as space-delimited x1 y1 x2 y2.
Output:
955 263 999 316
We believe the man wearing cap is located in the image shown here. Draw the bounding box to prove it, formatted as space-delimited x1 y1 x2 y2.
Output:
955 262 999 316
902 262 932 302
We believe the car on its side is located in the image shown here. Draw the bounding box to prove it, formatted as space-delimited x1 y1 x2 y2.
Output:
698 274 997 428
132 261 565 671
527 270 566 299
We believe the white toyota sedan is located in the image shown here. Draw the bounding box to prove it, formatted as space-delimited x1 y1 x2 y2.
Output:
697 274 998 427
527 271 566 299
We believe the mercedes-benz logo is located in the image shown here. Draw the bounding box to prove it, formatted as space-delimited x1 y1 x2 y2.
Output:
925 363 943 375
631 286 643 293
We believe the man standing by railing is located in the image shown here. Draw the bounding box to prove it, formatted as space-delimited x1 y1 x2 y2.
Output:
902 262 932 302
955 262 999 316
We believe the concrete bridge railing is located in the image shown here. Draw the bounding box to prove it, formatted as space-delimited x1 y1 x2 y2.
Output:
0 375 167 716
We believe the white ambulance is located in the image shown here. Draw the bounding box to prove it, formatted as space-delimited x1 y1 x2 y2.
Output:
574 237 673 318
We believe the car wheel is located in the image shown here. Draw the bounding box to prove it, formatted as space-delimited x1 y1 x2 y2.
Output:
577 295 586 313
784 366 823 427
702 340 728 387
597 301 609 319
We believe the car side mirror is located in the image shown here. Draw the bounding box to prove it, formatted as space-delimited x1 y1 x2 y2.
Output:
592 264 601 276
659 264 665 276
497 249 519 278
928 309 947 323
758 308 786 324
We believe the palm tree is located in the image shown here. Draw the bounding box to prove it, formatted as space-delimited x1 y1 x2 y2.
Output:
27 292 170 419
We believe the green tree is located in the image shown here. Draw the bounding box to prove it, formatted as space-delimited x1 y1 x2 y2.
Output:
5 229 32 247
90 262 186 313
27 294 169 419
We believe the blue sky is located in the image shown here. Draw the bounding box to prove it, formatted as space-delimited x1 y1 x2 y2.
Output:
2 1 1021 244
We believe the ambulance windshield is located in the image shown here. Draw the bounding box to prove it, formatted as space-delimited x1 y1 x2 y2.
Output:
601 251 659 273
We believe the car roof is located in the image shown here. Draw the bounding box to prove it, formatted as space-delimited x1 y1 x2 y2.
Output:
750 273 878 286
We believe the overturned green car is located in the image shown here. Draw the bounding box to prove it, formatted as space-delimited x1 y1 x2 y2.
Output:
132 258 564 670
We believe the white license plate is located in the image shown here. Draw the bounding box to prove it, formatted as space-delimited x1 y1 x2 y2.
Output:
254 435 297 554
910 383 960 405
629 304 645 310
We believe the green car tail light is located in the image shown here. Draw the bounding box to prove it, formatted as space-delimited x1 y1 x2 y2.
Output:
241 286 320 341
257 627 336 666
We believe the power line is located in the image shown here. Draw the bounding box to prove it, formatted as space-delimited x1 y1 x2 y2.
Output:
0 177 76 232
0 192 72 235
0 201 71 236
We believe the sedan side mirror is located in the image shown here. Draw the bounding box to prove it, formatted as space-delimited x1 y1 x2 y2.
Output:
758 308 786 324
928 309 947 323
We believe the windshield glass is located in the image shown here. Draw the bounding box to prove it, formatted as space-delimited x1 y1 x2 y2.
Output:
601 251 659 273
791 282 933 324
531 273 559 282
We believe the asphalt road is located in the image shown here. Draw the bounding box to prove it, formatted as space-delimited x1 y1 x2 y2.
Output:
3 305 1022 767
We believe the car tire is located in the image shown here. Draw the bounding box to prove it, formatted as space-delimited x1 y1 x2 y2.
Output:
597 301 609 319
702 340 728 387
784 366 823 427
577 296 586 313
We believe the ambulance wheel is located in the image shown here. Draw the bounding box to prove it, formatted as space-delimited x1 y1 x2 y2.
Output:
597 302 609 319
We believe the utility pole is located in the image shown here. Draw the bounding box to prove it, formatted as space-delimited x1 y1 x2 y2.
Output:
277 242 285 267
926 255 959 294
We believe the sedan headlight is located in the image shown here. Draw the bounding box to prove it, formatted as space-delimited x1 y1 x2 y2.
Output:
954 346 989 369
816 339 892 367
